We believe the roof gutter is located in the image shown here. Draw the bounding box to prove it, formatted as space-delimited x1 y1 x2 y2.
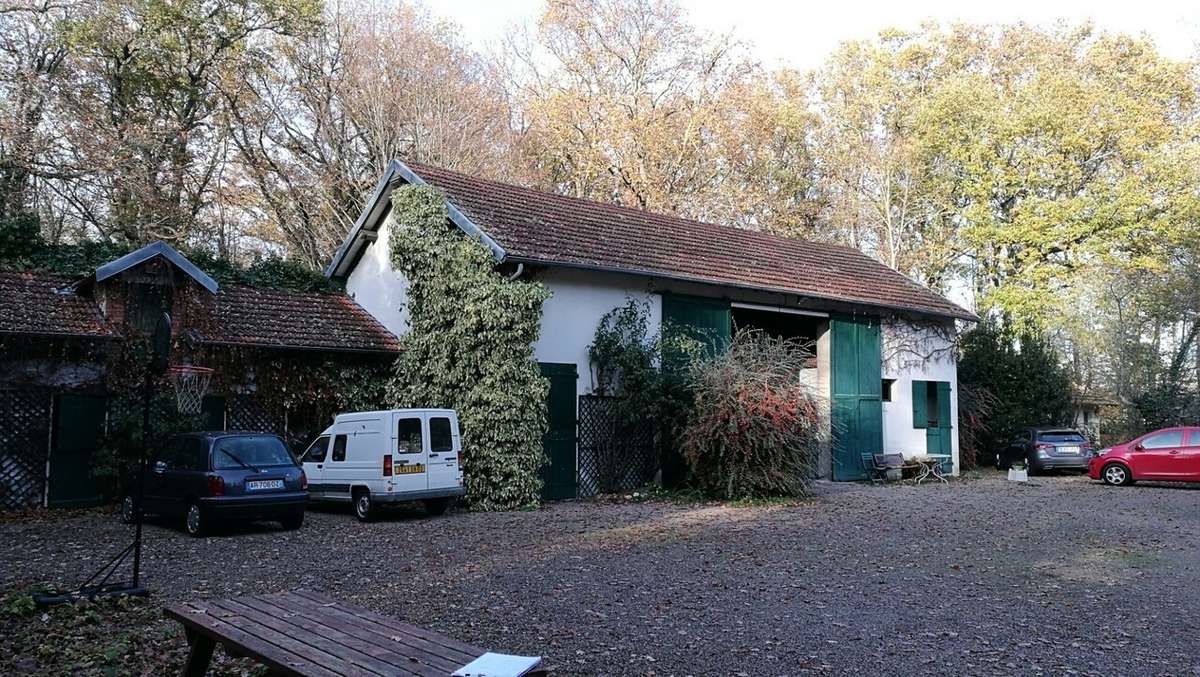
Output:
325 160 507 280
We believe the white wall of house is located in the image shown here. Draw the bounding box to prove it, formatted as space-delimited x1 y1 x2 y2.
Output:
345 212 411 337
534 267 662 398
880 319 960 474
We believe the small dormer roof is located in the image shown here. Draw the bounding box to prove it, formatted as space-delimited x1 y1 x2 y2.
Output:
94 240 219 294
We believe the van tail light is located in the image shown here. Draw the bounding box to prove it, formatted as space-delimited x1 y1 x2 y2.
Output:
299 471 308 491
207 475 225 497
383 454 392 477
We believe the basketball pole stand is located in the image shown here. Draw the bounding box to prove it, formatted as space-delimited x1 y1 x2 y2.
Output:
33 313 172 606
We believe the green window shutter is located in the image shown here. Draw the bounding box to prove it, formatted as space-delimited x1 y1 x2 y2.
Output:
936 382 952 428
912 380 928 429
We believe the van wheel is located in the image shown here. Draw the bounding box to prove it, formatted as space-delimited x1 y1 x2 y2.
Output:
424 497 452 516
1102 463 1134 486
353 489 374 522
281 511 304 530
185 501 208 537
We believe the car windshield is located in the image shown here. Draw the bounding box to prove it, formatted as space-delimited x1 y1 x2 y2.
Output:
212 436 293 470
1038 431 1086 443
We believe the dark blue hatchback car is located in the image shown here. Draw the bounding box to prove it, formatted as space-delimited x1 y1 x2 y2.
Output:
122 432 307 536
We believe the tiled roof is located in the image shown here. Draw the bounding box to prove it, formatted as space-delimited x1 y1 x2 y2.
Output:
204 285 401 353
0 271 399 353
402 162 975 321
0 271 112 338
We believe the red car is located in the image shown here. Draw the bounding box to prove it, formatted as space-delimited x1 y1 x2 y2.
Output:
1088 426 1200 486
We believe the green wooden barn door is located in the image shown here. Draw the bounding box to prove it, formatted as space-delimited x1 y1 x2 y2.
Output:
830 316 883 481
661 294 731 362
539 363 578 501
48 394 107 508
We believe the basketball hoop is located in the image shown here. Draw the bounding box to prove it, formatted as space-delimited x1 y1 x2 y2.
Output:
167 366 213 415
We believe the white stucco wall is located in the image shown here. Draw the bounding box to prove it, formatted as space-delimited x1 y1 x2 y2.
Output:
880 319 960 474
533 268 662 398
345 212 411 337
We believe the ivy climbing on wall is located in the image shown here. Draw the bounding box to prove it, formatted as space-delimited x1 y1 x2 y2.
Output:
387 185 550 511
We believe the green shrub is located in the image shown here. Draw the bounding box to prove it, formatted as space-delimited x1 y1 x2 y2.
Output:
680 330 822 499
957 320 1073 459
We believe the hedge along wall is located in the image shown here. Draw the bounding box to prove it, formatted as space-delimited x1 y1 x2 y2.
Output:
387 185 550 511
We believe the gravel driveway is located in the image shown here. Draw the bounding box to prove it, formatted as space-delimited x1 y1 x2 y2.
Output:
2 472 1198 676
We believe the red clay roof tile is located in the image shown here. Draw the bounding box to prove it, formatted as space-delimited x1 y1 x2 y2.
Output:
204 285 401 353
0 271 112 338
404 162 975 321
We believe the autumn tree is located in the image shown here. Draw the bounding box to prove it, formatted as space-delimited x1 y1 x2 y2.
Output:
226 0 516 267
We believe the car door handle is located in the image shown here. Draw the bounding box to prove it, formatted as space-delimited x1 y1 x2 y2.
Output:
316 464 323 469
1169 451 1180 455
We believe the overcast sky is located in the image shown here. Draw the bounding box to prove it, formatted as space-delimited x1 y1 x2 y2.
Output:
434 0 1199 69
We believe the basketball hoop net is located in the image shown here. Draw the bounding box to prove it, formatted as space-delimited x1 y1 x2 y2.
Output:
167 366 213 415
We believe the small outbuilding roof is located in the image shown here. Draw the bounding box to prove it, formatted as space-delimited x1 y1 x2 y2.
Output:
0 271 399 353
202 285 402 353
327 160 977 322
0 271 114 338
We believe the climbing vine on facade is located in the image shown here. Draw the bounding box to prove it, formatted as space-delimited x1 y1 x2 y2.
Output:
387 185 550 511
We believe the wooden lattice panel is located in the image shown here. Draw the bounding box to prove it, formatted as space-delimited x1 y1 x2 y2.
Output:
0 390 51 510
577 395 658 497
227 396 285 435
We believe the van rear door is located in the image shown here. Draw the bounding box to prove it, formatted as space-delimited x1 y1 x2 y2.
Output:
426 412 461 491
391 412 429 494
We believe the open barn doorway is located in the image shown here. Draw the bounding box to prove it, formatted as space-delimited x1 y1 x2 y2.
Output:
731 304 822 350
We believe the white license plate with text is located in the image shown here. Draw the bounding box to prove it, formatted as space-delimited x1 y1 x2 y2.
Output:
246 479 284 491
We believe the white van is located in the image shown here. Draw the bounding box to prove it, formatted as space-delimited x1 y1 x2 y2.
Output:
300 409 465 521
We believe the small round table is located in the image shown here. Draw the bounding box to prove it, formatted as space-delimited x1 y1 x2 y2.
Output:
913 455 951 484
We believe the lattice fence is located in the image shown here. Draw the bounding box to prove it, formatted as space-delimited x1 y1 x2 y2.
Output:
577 395 658 497
0 390 51 510
228 395 285 436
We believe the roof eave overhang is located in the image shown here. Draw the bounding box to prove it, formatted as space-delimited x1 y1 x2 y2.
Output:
506 255 978 323
325 160 506 280
197 339 401 355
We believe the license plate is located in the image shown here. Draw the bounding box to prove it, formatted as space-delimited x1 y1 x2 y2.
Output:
1059 446 1079 455
246 479 284 491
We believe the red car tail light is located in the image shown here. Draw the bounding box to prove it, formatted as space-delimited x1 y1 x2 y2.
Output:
383 454 393 477
206 475 225 497
299 471 308 491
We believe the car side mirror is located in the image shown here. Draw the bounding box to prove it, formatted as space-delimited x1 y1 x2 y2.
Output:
1133 443 1144 452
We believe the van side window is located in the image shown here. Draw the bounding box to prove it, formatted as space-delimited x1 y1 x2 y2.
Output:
397 418 423 454
304 436 329 463
331 435 347 462
430 417 453 453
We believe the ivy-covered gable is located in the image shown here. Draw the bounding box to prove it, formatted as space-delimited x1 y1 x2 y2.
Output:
386 185 550 511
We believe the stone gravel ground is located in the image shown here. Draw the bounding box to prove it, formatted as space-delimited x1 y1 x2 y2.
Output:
2 471 1199 676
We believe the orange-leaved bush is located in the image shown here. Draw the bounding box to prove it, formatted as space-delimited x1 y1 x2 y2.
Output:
681 330 823 499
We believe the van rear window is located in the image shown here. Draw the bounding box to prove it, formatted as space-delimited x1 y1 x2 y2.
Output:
430 417 453 452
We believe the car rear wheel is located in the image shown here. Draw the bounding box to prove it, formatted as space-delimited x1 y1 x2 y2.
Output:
353 489 374 522
185 501 208 537
1102 463 1133 486
424 497 452 516
281 511 304 530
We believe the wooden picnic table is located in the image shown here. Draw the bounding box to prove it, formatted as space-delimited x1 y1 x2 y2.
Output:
164 590 493 677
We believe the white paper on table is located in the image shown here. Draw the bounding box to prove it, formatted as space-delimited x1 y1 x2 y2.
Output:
452 652 543 677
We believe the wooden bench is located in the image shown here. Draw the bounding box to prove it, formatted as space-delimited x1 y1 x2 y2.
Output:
164 590 530 676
